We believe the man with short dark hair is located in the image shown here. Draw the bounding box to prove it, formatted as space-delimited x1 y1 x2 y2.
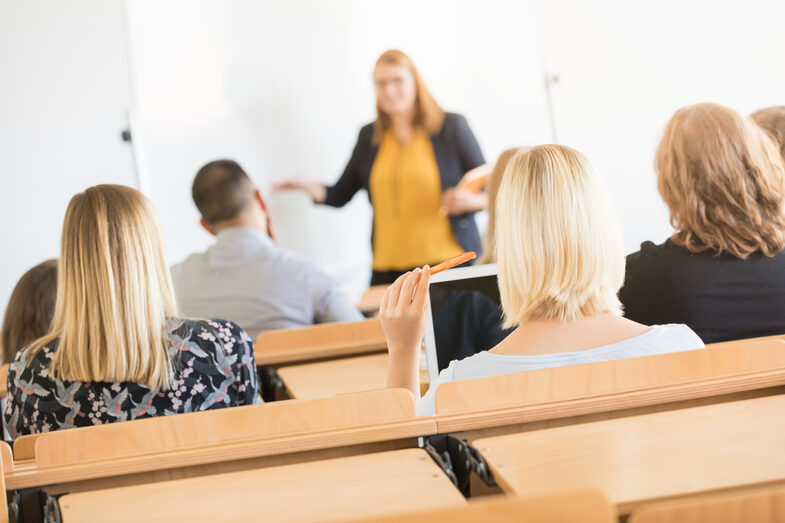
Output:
172 160 363 338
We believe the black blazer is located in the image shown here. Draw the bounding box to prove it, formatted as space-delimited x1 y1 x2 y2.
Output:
323 112 485 257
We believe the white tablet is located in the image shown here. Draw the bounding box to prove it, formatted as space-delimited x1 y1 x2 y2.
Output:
424 263 513 383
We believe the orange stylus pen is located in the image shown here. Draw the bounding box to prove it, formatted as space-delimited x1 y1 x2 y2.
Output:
430 251 477 275
457 172 490 194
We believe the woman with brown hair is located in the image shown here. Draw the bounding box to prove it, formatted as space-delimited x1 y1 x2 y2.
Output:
751 106 785 161
5 185 259 438
477 147 525 264
620 103 785 343
274 50 488 284
1 259 58 364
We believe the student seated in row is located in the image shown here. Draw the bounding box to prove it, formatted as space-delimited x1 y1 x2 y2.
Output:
752 106 785 162
620 103 785 343
380 145 704 415
172 160 363 339
5 185 259 439
1 259 57 365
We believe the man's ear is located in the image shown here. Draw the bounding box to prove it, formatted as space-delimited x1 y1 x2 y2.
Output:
255 189 278 242
254 189 268 213
199 218 217 236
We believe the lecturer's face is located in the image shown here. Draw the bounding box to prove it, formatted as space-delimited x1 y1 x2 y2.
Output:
373 63 417 118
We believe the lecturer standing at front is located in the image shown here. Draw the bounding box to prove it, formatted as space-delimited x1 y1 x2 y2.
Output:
275 49 488 285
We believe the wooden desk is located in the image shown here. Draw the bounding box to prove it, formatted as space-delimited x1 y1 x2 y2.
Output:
58 449 465 523
351 491 615 523
474 394 785 515
278 353 429 400
6 389 436 492
358 285 386 316
629 484 785 523
255 319 387 366
434 340 785 437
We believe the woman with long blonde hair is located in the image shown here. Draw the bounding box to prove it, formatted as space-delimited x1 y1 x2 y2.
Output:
5 185 259 438
274 50 488 285
380 145 703 415
620 103 785 343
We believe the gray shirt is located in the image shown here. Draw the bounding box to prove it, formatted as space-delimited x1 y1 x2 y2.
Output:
171 227 363 339
417 323 704 415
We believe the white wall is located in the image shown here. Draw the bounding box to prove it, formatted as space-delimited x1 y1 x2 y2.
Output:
0 0 135 322
124 0 551 299
3 0 785 323
533 0 785 252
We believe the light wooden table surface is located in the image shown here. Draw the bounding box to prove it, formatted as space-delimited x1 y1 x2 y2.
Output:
58 448 464 523
278 353 429 400
629 484 785 523
357 285 386 316
474 394 785 515
350 491 615 523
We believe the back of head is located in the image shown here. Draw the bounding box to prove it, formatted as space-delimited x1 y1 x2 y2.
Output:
1 259 58 364
751 106 785 162
657 103 785 258
192 160 255 226
29 184 178 389
496 145 624 327
479 147 528 264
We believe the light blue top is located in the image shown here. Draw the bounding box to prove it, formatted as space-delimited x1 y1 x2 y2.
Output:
417 323 705 415
171 227 363 339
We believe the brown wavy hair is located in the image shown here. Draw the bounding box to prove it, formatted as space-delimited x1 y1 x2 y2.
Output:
751 106 785 162
656 103 785 258
372 50 444 144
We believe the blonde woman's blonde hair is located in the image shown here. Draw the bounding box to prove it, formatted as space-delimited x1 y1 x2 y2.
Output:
657 103 785 258
28 185 179 389
372 50 445 144
496 145 624 328
478 147 527 264
751 106 785 162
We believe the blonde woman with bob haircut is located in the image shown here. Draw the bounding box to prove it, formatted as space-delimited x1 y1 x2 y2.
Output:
381 145 703 415
275 49 488 285
5 185 259 439
620 103 785 343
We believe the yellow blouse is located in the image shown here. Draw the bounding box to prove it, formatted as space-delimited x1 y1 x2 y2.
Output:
369 129 463 271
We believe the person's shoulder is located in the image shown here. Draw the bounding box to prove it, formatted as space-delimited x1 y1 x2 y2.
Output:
358 122 375 141
440 112 468 131
625 239 676 270
627 239 667 259
448 351 495 380
272 246 330 279
171 250 209 274
173 318 253 351
647 323 705 350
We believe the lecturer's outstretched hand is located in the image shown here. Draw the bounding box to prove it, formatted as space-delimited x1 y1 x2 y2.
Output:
380 266 431 399
272 178 327 204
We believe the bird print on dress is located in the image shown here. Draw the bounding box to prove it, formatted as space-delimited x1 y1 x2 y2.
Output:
4 319 260 439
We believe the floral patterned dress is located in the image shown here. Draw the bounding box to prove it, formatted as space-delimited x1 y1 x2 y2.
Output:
5 318 260 439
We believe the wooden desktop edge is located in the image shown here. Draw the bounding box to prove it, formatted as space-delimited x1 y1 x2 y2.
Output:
255 339 388 366
434 367 785 433
4 417 436 490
